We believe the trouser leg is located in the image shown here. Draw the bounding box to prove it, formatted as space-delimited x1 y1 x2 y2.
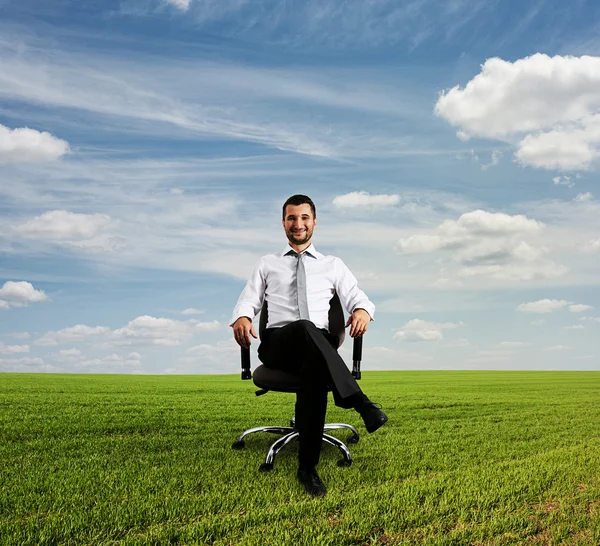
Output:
258 320 363 402
258 320 367 467
295 386 328 468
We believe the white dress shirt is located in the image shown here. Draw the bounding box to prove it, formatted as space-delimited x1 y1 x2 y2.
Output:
230 243 375 330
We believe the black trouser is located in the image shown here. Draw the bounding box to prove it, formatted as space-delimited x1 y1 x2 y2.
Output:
257 319 364 468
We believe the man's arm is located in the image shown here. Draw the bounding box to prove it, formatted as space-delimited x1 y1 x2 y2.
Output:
232 316 257 349
334 258 375 338
230 258 266 348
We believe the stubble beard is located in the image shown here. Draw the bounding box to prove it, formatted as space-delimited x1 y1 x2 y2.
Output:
287 228 312 246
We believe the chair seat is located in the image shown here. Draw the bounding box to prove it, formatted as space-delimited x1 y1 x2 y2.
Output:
252 364 302 393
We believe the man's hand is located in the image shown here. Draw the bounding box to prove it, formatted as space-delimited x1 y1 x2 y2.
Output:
232 316 258 349
345 308 371 338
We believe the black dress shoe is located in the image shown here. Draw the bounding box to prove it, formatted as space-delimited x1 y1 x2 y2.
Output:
297 467 327 497
359 402 388 433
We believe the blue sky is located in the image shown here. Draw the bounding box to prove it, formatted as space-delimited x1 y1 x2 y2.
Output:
1 0 599 373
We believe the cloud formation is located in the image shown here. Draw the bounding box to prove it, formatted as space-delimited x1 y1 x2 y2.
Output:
0 124 69 164
517 300 593 314
435 54 600 170
0 342 29 355
569 304 593 313
517 299 570 313
333 191 400 208
396 210 565 281
167 0 191 11
36 325 111 347
11 210 124 253
394 319 463 342
35 315 222 349
0 281 48 309
0 357 56 373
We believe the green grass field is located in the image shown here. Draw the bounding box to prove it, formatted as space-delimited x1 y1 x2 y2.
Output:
1 371 599 545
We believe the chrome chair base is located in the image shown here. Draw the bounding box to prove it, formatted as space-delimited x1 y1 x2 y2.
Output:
232 420 360 471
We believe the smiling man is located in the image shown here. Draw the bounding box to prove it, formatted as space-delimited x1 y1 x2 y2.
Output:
231 194 387 496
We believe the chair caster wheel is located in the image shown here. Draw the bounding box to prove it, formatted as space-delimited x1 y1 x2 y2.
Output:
232 440 245 450
337 459 352 467
347 434 359 444
259 463 273 472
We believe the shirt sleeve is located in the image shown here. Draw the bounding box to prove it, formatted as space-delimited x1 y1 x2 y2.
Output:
333 257 375 320
229 257 266 327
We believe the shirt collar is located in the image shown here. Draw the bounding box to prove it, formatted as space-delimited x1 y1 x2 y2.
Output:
282 243 320 259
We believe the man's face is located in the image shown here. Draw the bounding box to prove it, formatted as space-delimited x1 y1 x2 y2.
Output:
282 203 316 247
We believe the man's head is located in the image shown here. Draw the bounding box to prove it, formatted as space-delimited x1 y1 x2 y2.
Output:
282 194 317 250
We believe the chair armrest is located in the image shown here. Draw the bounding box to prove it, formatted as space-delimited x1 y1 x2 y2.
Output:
352 335 363 380
241 347 252 380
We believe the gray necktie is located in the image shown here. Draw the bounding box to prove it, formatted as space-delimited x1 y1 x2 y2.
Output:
291 251 310 320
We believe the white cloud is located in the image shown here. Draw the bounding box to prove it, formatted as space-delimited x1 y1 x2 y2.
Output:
36 325 111 347
580 317 600 323
530 319 546 326
195 320 222 332
111 316 195 347
0 357 58 372
10 210 125 254
13 210 114 239
498 341 529 348
180 340 240 373
75 353 144 373
0 342 29 354
574 192 593 202
396 210 564 282
333 191 401 209
564 325 585 330
553 176 575 188
181 308 204 315
0 124 69 164
53 348 85 364
435 54 600 170
517 299 570 313
59 348 82 357
397 210 543 253
166 0 191 11
34 314 222 354
515 119 600 171
0 281 48 308
9 332 31 339
481 150 503 170
583 239 600 253
544 345 573 352
394 319 463 342
569 304 593 313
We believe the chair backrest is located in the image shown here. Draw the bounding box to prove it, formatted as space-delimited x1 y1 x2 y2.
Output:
258 293 346 348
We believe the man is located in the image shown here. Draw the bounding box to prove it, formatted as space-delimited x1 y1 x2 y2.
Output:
231 194 387 497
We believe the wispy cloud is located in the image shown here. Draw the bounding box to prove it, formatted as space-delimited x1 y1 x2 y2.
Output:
0 38 435 160
173 0 501 50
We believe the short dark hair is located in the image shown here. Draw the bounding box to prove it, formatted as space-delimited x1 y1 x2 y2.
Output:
282 194 316 220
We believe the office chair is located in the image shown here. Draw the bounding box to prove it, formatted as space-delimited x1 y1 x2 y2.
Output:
232 293 364 471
